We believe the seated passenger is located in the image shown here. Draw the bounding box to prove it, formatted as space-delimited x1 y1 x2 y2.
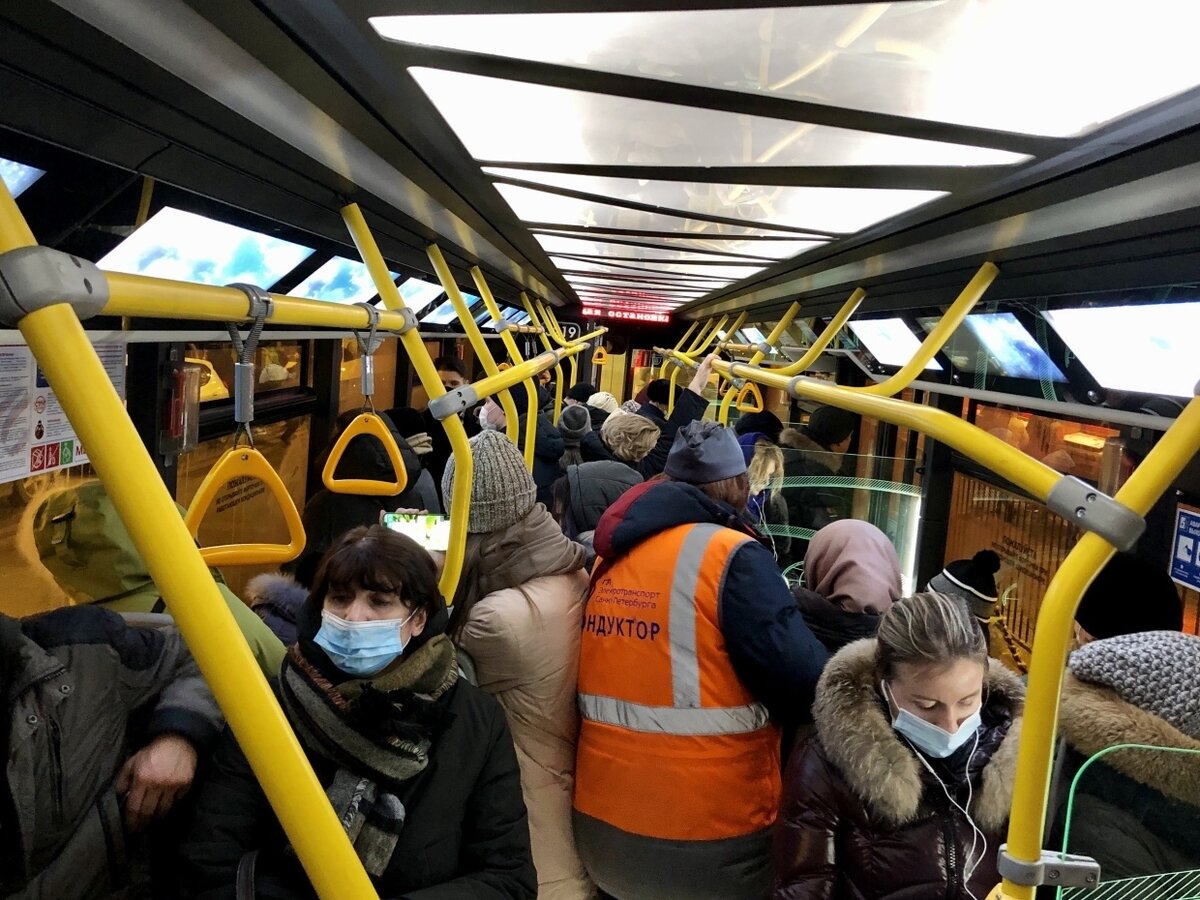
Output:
927 550 1002 645
773 591 1024 900
1 605 222 899
550 461 644 568
557 403 592 470
442 431 594 899
575 420 828 900
478 387 565 509
34 481 284 676
1050 630 1200 880
1073 551 1183 646
584 355 716 479
179 526 536 899
288 410 427 587
792 519 901 653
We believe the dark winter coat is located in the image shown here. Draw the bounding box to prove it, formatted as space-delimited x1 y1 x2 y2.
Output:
585 405 609 431
559 461 643 568
773 639 1024 900
424 402 483 488
1047 672 1200 881
580 389 710 481
791 587 882 654
778 433 853 567
516 412 565 509
1 607 222 900
289 414 425 587
593 479 827 731
179 605 536 900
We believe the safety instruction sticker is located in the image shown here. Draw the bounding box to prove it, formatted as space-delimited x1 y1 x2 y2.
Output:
0 342 126 485
1170 503 1200 591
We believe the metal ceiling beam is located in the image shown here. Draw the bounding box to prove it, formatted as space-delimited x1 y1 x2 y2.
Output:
387 42 1060 156
485 161 1007 192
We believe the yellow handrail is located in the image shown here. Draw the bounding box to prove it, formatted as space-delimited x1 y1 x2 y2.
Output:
663 319 712 377
995 393 1200 899
853 262 998 396
536 298 578 389
521 292 565 422
0 181 377 899
426 244 521 446
718 300 801 425
471 266 538 472
187 443 307 566
321 412 410 496
774 287 866 376
340 206 471 603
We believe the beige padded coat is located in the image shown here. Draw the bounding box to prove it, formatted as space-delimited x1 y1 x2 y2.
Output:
459 569 596 900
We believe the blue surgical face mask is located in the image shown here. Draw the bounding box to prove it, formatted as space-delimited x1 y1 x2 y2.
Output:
882 681 982 759
314 609 416 678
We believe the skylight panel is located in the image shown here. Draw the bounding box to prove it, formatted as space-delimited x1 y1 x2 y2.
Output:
495 168 943 235
98 207 314 288
534 232 778 264
397 277 446 311
0 156 45 198
411 69 1026 167
847 318 942 371
383 4 1200 138
288 256 398 304
538 231 824 260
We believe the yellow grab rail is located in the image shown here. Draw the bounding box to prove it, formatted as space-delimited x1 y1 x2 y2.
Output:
718 300 801 425
321 412 410 496
774 288 865 376
536 297 578 389
735 381 765 413
471 266 538 472
521 292 565 422
995 393 1200 900
663 318 713 377
854 262 998 396
185 442 307 567
341 205 471 603
0 182 378 899
427 245 522 446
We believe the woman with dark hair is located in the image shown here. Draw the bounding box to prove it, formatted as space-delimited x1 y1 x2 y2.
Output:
774 592 1024 900
180 525 536 900
442 431 594 899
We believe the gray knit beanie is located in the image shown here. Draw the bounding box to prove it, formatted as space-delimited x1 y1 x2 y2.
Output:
558 404 592 443
1069 630 1200 739
441 430 536 534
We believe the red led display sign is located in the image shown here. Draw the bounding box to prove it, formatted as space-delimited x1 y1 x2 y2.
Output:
581 305 672 324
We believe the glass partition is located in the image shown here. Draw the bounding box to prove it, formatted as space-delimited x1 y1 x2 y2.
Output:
186 340 306 403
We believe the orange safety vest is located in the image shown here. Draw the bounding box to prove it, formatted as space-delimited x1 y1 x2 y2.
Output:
575 522 781 842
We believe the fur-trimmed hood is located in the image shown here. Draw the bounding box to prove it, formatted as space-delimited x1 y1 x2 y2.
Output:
1059 672 1200 807
812 638 1024 832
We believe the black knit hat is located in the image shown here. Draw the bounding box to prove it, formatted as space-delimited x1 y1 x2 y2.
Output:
927 550 1001 622
558 404 592 444
734 410 784 444
567 382 597 403
646 378 681 405
804 406 858 448
1075 552 1183 641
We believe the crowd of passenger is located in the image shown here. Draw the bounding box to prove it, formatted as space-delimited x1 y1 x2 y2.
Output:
4 352 1198 900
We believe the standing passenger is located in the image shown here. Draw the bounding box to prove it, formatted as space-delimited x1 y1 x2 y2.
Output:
478 387 565 509
423 355 482 486
585 391 620 429
1072 551 1183 646
574 420 828 900
557 404 593 470
443 430 594 899
773 592 1024 900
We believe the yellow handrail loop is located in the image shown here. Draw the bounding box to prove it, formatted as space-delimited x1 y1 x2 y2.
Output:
321 303 409 497
183 284 306 567
592 346 609 366
735 381 765 413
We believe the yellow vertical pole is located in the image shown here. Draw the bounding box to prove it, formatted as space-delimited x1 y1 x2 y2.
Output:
522 292 565 422
426 244 521 445
0 185 378 898
718 301 801 425
472 267 537 472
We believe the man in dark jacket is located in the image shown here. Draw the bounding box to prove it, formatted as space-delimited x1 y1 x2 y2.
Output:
551 460 643 567
778 405 859 566
1 606 222 899
637 377 681 426
574 421 828 900
479 386 565 508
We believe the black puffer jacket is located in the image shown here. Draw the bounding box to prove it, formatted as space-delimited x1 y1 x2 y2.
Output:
791 587 882 654
773 639 1024 900
559 461 643 566
179 604 536 900
289 414 426 587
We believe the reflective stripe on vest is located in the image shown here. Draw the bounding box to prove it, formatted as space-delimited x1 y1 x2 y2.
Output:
575 521 781 842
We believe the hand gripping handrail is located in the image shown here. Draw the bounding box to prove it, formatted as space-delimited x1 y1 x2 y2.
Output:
321 304 409 497
0 179 378 899
340 206 469 606
471 266 537 472
426 244 522 446
183 285 306 567
659 319 705 378
521 292 565 422
717 300 801 425
663 312 740 415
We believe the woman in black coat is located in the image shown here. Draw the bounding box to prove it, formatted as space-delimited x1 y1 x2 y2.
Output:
181 526 536 900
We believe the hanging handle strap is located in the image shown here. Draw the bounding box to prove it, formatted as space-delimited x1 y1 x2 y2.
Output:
224 283 273 443
352 301 381 409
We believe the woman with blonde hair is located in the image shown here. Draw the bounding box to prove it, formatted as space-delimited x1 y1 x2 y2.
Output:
774 592 1024 900
746 439 789 563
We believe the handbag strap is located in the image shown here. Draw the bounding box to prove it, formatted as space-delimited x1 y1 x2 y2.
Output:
235 850 260 900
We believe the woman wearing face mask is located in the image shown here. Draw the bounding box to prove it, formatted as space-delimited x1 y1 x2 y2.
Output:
180 526 537 900
773 592 1024 900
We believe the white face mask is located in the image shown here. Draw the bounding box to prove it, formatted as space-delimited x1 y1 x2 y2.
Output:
477 405 501 431
882 681 982 759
